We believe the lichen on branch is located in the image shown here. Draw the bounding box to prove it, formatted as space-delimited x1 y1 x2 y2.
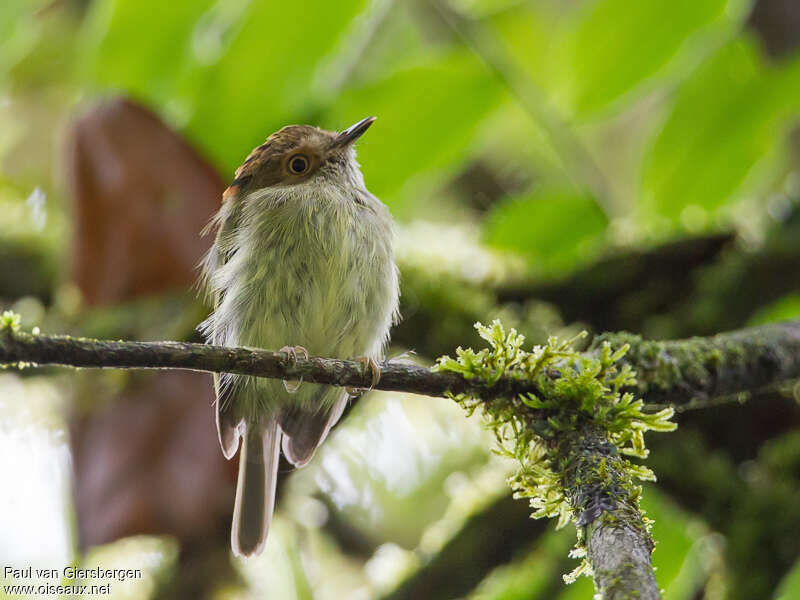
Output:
434 320 675 587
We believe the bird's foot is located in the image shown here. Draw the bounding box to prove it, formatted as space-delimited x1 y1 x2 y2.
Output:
279 346 309 394
279 345 309 366
345 356 381 397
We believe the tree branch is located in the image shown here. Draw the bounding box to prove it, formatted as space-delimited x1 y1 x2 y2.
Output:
562 424 660 599
1 321 798 406
586 517 659 600
0 329 534 399
594 321 800 405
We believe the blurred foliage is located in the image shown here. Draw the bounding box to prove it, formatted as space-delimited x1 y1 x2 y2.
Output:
80 536 179 600
465 486 715 600
2 0 800 598
484 188 608 272
65 0 799 275
748 292 800 325
775 556 800 600
3 0 800 279
296 391 493 550
641 36 800 225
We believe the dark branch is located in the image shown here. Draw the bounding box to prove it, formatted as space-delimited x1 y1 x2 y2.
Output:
1 321 799 406
495 233 734 333
0 330 536 399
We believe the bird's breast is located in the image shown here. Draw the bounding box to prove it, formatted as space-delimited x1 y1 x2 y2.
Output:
234 189 397 358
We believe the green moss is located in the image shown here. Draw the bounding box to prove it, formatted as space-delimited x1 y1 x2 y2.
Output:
591 330 767 405
0 310 21 333
435 321 676 581
0 311 35 369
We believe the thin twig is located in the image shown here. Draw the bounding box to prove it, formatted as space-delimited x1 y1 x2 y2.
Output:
646 393 751 414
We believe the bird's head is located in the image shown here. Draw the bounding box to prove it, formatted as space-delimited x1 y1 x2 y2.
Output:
223 116 375 202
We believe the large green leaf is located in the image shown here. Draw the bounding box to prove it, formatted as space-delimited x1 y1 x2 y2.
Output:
322 52 502 212
0 0 32 42
486 1 566 92
487 0 749 118
552 0 744 117
81 0 215 102
483 188 608 274
640 37 800 223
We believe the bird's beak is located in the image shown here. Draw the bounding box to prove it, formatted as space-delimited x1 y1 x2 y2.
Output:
335 116 376 147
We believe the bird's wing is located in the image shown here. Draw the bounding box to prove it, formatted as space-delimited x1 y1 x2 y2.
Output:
278 390 348 467
202 184 249 459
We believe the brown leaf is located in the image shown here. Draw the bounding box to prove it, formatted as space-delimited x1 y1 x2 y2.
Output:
66 98 224 305
71 371 236 548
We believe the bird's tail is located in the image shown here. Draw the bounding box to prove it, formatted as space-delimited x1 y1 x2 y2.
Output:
231 420 281 557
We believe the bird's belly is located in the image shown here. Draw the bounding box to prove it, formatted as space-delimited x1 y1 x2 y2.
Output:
235 221 394 361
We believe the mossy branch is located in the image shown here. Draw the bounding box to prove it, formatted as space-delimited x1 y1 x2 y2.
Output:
1 312 798 406
434 321 671 598
595 323 800 405
563 424 660 599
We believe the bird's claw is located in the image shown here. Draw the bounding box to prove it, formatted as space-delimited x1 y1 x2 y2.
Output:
279 345 309 366
284 379 302 394
279 346 308 394
345 356 381 398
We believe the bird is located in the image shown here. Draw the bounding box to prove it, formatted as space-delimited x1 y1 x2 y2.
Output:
198 116 400 557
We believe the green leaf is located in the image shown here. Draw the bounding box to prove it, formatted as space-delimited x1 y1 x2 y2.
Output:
0 0 72 84
748 293 800 326
641 36 800 224
487 0 748 118
551 0 744 116
483 188 608 273
644 487 710 600
775 555 800 600
322 51 501 214
0 0 32 43
486 1 566 92
80 0 216 102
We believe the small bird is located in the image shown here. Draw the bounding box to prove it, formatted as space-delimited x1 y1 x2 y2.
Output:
199 117 399 557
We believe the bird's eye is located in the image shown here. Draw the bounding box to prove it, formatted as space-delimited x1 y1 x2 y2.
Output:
288 154 309 175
